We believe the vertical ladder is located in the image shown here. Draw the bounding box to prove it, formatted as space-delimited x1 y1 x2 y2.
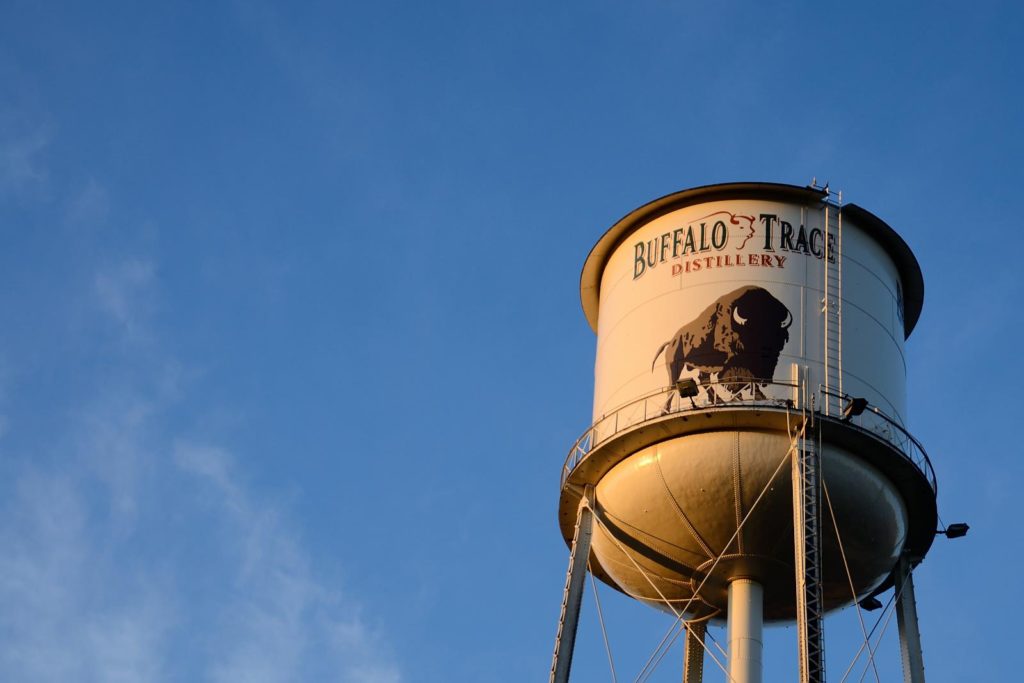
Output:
821 191 843 416
792 415 825 683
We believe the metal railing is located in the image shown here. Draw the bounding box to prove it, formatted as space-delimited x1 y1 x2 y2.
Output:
561 380 936 495
563 378 797 486
841 400 936 494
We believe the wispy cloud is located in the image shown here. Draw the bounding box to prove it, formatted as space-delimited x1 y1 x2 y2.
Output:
66 178 110 225
94 258 157 340
176 442 401 683
0 469 173 681
0 249 402 681
0 112 50 199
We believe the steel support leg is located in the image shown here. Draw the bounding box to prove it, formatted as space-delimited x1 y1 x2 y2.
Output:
792 420 825 683
550 486 595 683
683 620 706 683
896 555 926 683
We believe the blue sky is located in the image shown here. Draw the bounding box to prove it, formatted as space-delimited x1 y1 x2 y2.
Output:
1 1 1020 681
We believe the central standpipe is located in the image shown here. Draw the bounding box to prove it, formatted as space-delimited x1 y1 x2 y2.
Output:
728 579 764 683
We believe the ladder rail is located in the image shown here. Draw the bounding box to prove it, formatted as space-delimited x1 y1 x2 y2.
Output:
822 191 843 417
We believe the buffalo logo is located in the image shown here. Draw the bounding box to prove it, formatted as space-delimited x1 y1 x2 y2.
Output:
652 286 792 406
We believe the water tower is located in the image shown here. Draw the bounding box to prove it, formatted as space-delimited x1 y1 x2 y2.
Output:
550 182 949 682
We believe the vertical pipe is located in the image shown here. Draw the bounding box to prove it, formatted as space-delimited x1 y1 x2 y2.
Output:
728 579 763 683
896 555 926 683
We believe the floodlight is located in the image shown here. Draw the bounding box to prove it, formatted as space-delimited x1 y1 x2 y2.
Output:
858 596 883 611
843 397 868 420
940 523 969 539
675 377 699 398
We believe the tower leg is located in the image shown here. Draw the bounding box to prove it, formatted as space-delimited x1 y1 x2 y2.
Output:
896 555 926 683
727 579 763 683
792 420 825 683
550 487 595 683
683 620 706 683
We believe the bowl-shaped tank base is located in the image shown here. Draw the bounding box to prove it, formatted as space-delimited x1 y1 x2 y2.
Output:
589 429 908 622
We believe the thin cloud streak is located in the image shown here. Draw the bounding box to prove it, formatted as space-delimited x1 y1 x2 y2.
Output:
0 122 49 198
94 258 157 341
0 248 402 681
0 468 173 682
176 442 402 683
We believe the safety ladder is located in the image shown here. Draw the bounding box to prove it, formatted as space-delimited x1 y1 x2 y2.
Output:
821 189 843 417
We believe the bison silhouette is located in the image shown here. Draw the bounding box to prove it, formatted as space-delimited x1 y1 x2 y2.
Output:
652 286 792 407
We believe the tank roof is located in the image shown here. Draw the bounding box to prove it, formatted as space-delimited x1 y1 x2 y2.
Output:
580 182 924 338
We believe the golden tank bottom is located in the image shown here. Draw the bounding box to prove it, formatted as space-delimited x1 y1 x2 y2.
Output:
559 410 936 624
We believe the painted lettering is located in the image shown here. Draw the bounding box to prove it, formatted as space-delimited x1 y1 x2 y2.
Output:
780 221 795 251
683 226 696 254
793 225 809 255
711 220 727 249
760 214 777 251
809 228 823 257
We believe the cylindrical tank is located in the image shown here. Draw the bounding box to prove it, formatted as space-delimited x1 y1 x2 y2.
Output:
560 182 936 622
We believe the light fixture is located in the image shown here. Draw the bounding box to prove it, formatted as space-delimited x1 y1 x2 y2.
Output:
858 596 883 611
939 522 970 539
843 397 868 420
675 377 699 398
